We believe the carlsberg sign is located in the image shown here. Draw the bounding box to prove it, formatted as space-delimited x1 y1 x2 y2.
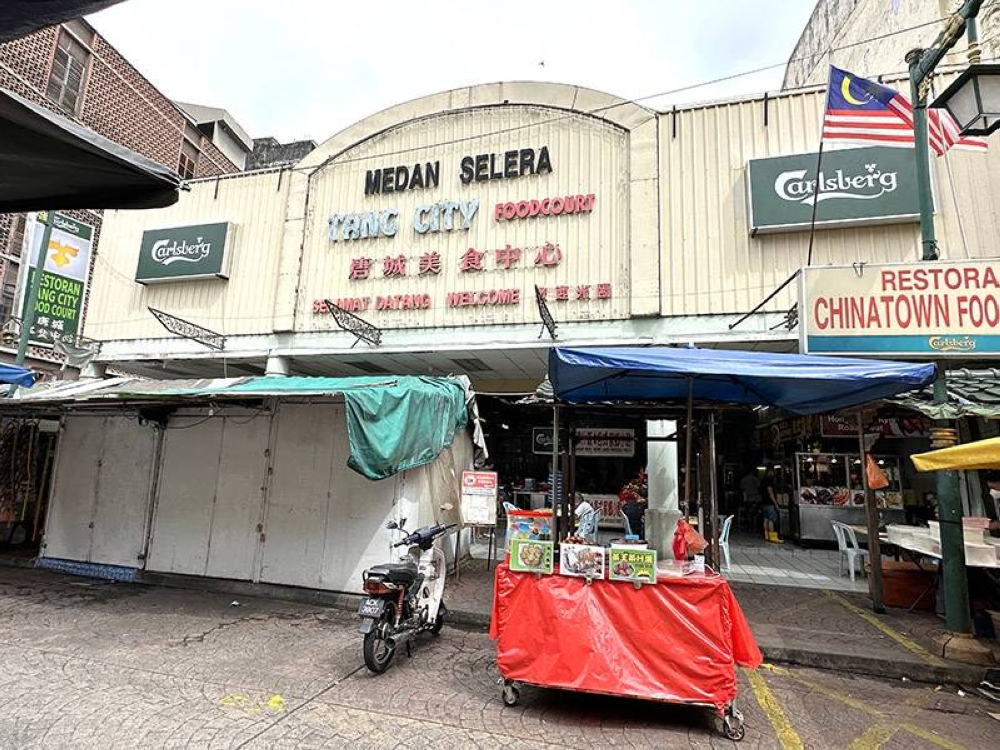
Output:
746 146 920 233
136 222 232 283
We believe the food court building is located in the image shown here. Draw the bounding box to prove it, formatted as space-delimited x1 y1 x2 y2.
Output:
67 79 1000 545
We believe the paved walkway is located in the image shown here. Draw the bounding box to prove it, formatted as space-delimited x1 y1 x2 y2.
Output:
0 567 998 749
450 556 997 684
725 533 869 593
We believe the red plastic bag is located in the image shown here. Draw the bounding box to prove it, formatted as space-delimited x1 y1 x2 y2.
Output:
865 454 889 490
672 520 688 560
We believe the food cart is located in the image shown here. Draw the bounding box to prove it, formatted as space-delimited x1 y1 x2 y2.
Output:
490 558 760 739
489 346 936 740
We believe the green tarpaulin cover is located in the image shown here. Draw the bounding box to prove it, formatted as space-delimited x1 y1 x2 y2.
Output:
61 375 471 481
225 376 469 480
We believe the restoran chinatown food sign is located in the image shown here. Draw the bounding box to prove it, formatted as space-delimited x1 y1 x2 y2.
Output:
800 259 1000 356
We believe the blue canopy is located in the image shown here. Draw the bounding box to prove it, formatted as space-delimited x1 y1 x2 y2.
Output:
549 347 936 415
0 363 35 388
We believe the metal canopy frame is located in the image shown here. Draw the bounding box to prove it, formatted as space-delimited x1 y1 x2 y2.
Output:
323 299 382 348
148 307 226 351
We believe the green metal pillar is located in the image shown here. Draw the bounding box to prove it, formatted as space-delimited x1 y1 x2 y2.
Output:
904 6 980 633
932 370 972 634
906 53 938 262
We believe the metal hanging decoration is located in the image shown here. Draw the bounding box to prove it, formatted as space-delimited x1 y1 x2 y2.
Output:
148 307 226 351
535 284 558 340
323 299 382 347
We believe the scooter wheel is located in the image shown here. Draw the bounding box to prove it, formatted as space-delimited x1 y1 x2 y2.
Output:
363 614 396 674
501 683 520 707
432 602 447 636
722 713 745 741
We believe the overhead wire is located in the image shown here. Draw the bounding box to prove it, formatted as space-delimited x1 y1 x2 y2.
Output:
242 15 953 175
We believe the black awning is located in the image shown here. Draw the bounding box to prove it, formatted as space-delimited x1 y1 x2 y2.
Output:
0 86 181 212
0 2 125 43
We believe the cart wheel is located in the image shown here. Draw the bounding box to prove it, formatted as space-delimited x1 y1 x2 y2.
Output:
722 710 745 742
501 682 520 707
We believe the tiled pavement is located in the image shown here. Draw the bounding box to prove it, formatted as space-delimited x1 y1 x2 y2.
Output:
0 566 997 749
723 534 869 593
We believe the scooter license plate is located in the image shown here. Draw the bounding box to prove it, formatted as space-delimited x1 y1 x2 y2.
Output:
357 597 386 619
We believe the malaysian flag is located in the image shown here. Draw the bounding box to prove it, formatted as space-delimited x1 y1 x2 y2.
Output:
822 66 987 156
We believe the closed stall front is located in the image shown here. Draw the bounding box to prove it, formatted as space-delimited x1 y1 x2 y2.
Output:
146 409 271 581
259 402 403 591
29 375 477 593
43 415 157 568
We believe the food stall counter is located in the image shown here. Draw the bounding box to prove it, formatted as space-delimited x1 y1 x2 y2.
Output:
489 562 761 715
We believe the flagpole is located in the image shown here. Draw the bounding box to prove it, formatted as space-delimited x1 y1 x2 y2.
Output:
805 66 834 268
804 143 825 267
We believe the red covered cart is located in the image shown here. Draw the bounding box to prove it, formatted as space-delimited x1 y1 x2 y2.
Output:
489 562 762 740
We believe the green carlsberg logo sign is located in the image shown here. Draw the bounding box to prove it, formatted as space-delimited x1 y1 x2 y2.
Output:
746 146 920 234
136 222 232 284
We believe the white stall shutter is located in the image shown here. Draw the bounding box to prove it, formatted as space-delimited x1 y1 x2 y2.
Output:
147 413 269 580
44 415 157 567
89 418 157 567
146 417 223 576
204 415 270 580
43 416 104 561
258 403 336 588
260 403 401 592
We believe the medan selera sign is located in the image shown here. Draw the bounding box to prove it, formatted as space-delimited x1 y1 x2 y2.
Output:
136 222 232 284
747 146 921 233
316 144 615 318
800 259 1000 356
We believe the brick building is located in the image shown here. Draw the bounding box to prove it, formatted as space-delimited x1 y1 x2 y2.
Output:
0 18 247 376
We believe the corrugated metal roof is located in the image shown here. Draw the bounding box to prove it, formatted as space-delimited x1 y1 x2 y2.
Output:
11 375 420 404
890 369 1000 419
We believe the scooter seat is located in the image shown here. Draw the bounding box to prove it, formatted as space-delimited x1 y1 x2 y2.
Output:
367 563 418 584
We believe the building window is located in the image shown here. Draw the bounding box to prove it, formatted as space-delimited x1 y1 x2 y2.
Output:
45 30 90 115
4 215 25 259
178 139 200 180
0 278 18 324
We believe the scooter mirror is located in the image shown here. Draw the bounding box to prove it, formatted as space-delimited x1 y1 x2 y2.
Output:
385 520 398 530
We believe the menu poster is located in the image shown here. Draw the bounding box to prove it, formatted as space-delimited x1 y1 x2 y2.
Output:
510 539 554 574
559 544 605 579
608 547 657 584
460 470 498 526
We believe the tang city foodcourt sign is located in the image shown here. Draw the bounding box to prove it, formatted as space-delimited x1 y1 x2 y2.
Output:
313 145 615 316
800 259 1000 356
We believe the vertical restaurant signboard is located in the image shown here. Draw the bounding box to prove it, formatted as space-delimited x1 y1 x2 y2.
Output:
800 259 1000 356
18 212 93 346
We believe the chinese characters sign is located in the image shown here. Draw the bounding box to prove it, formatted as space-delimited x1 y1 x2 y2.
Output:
306 126 631 330
19 212 92 347
575 428 635 457
315 241 613 316
608 547 657 584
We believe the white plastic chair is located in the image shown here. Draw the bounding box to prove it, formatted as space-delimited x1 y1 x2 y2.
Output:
578 508 600 543
620 510 633 537
719 515 734 572
831 520 867 582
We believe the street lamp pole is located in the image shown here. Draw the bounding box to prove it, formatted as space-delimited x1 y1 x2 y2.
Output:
905 0 982 638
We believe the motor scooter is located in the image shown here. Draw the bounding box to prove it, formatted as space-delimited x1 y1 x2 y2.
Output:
357 518 454 673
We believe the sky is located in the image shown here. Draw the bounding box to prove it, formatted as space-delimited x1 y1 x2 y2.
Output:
87 0 818 144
